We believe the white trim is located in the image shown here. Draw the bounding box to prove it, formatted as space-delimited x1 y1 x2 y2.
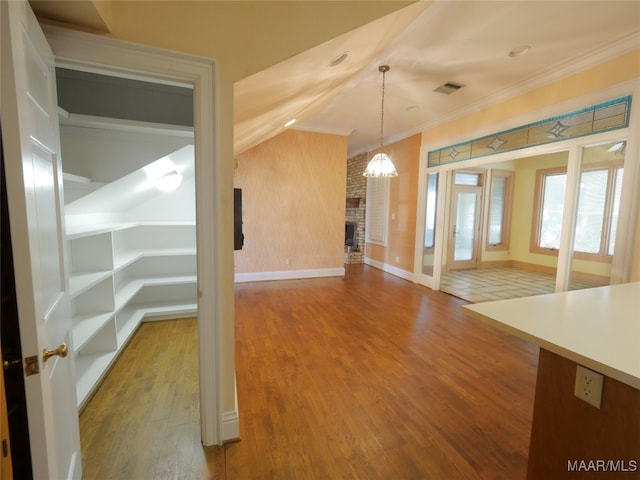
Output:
59 112 194 137
221 373 239 442
364 257 415 282
42 25 224 446
611 82 640 283
235 267 345 283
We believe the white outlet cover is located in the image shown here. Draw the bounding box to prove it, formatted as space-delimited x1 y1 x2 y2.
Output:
574 365 604 409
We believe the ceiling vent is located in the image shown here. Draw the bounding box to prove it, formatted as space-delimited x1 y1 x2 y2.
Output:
434 82 465 95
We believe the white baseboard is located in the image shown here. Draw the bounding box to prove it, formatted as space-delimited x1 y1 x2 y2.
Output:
364 257 415 282
221 373 240 443
234 267 345 283
221 409 239 443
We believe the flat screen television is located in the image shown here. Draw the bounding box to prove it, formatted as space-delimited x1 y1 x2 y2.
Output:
234 188 244 250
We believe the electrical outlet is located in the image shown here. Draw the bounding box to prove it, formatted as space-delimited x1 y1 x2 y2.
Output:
574 365 604 408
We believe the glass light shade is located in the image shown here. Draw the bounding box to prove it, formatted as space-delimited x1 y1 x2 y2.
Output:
155 170 183 192
363 152 398 177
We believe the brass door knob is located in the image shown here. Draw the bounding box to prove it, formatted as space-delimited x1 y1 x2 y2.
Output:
43 344 68 363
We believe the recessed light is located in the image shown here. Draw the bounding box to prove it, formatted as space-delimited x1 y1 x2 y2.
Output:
509 45 531 57
328 51 349 67
285 118 296 127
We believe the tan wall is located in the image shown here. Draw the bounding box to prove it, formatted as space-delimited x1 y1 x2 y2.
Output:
422 50 639 143
366 134 421 271
234 129 347 273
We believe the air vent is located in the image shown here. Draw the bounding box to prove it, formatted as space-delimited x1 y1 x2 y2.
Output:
434 82 465 95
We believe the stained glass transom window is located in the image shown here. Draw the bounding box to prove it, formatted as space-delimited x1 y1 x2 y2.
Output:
427 96 631 167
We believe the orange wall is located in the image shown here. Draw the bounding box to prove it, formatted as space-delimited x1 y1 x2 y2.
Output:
234 129 347 273
366 134 421 271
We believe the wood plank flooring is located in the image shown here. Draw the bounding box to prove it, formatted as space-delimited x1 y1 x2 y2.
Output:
80 264 539 479
79 319 225 479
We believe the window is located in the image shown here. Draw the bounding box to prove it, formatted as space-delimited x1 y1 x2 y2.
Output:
424 173 438 249
454 172 481 186
486 170 514 250
365 177 390 246
534 169 567 251
574 165 624 259
531 163 623 260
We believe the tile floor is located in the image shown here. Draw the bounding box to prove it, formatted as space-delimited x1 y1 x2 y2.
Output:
440 267 601 303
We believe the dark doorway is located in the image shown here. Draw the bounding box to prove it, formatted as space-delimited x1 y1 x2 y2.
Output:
1 123 34 479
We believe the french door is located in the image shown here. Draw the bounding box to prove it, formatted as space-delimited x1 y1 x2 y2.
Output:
448 185 483 270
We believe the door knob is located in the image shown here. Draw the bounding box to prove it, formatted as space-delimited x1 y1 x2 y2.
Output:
43 344 68 363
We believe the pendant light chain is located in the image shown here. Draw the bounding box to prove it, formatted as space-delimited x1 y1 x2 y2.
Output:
362 64 397 177
379 65 389 154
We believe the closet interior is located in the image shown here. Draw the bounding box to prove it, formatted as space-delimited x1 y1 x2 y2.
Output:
57 68 197 408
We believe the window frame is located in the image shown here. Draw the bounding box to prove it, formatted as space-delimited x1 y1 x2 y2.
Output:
485 169 514 251
530 161 624 262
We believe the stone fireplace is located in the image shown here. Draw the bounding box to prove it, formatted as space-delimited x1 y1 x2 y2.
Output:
344 153 368 264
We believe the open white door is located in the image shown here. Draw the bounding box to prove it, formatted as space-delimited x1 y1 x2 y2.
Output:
1 1 82 479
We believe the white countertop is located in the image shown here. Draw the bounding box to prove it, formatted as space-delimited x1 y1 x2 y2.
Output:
463 282 640 390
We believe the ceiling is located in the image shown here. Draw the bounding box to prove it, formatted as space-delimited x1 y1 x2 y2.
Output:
32 1 640 159
234 1 640 158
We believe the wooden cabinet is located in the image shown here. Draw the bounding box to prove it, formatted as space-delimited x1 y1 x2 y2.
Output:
67 223 197 408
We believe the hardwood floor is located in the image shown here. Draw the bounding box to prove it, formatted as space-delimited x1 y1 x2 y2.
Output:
80 264 539 479
79 319 225 479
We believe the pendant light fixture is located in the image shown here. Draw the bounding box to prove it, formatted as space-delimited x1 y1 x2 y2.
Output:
363 65 398 178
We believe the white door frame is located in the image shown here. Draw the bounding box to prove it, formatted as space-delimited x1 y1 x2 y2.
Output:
42 25 224 445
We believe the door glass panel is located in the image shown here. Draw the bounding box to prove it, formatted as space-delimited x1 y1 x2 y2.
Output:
539 173 566 249
455 172 480 186
488 175 506 245
454 191 478 261
574 169 608 254
422 172 438 275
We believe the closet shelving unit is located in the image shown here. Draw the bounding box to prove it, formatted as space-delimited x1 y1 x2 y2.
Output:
60 109 197 409
67 221 197 408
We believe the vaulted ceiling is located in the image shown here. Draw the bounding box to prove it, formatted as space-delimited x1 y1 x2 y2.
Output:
32 1 640 158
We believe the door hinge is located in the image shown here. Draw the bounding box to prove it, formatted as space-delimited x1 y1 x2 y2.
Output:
2 439 8 458
24 355 39 376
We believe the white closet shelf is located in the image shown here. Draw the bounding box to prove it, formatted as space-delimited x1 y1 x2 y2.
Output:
112 248 197 271
76 351 118 408
73 312 114 352
69 270 112 298
117 302 197 345
66 223 138 240
114 275 197 312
